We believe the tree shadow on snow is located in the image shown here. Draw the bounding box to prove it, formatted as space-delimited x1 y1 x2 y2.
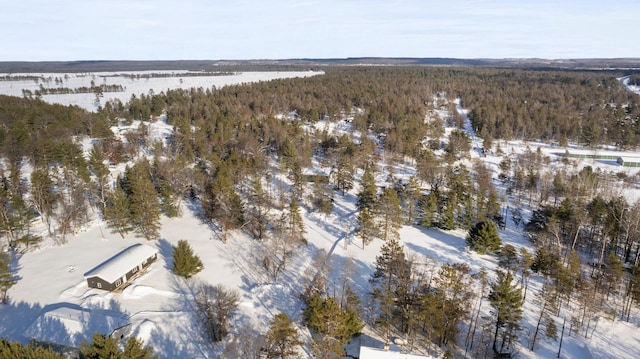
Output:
403 225 496 272
156 238 174 271
151 274 214 358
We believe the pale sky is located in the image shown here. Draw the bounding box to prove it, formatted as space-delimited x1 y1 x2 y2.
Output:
1 0 638 61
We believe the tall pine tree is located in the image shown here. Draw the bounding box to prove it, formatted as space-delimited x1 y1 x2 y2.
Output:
370 238 411 343
264 313 302 359
357 164 378 247
489 269 523 354
0 253 16 303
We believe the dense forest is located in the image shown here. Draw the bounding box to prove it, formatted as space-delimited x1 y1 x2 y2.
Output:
2 65 640 357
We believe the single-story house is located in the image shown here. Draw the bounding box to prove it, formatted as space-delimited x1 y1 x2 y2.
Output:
84 243 158 291
24 304 130 358
359 346 433 359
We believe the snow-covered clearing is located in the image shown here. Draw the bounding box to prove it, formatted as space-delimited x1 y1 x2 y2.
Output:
1 72 640 358
0 70 323 112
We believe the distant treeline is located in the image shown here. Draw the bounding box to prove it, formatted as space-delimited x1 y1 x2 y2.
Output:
23 84 125 97
117 71 235 79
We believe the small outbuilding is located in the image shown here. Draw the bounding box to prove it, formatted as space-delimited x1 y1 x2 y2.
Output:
24 304 130 358
617 156 640 167
359 346 433 359
84 243 158 292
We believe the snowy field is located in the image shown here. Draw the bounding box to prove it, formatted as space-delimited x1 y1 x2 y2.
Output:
0 70 323 111
1 72 640 358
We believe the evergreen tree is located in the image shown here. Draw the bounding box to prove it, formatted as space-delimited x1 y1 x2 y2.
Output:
80 333 157 359
466 220 502 254
370 238 411 342
489 270 523 354
310 175 333 217
0 253 16 303
497 244 520 274
128 162 161 240
0 338 64 358
357 164 378 210
356 164 379 247
334 154 354 195
203 161 245 243
378 187 402 242
171 240 203 278
401 176 421 224
440 193 456 230
310 335 344 359
103 186 132 238
530 282 558 351
87 144 111 211
286 198 306 244
431 263 475 347
264 313 303 359
122 337 158 359
420 191 438 227
519 247 534 301
303 294 364 345
247 177 272 240
29 168 57 235
79 333 120 359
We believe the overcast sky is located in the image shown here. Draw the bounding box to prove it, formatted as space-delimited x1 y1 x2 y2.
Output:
1 0 637 61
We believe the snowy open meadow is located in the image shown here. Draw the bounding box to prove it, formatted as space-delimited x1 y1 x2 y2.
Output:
1 70 640 358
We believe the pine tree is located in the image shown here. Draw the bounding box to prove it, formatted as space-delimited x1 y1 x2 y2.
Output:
440 193 456 230
530 282 558 351
122 337 158 359
370 238 411 342
334 154 354 195
128 162 161 240
310 175 333 217
431 263 475 346
286 198 306 244
0 253 16 303
497 244 520 274
310 335 344 359
303 294 364 345
29 168 57 235
489 269 523 354
79 333 120 359
466 220 502 254
356 164 379 247
400 176 421 225
80 333 157 359
104 186 132 238
87 144 111 211
0 338 65 358
172 240 203 278
264 313 303 359
378 187 402 242
203 161 245 243
420 191 438 227
247 177 272 240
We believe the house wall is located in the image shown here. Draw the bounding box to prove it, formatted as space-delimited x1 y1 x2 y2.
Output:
87 253 158 292
86 276 117 291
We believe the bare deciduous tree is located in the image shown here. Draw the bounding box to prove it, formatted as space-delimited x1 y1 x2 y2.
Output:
194 284 239 343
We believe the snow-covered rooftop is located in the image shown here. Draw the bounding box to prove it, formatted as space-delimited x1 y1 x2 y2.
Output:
24 305 129 348
83 243 158 283
359 346 433 359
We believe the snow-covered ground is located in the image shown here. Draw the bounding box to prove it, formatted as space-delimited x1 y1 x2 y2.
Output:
0 70 323 111
1 73 640 358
